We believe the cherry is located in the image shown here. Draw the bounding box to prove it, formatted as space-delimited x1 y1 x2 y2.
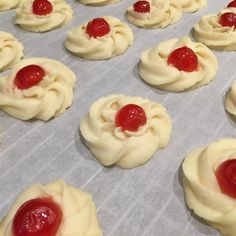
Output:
219 12 236 28
167 46 198 72
133 1 150 13
12 197 62 236
115 104 147 132
227 0 236 7
32 0 53 16
86 18 110 38
14 65 46 90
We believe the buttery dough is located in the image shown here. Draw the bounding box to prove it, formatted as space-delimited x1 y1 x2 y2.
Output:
78 0 120 6
80 94 172 169
179 0 206 12
182 139 236 236
0 180 102 236
126 0 182 28
225 80 236 118
15 0 73 32
0 57 76 121
0 0 19 11
194 8 236 50
65 16 134 60
139 36 218 92
0 31 24 72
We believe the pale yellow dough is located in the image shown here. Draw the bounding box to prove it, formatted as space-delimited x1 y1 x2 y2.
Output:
225 80 236 118
65 16 134 60
80 95 172 169
194 8 236 50
15 0 73 32
0 0 19 11
78 0 120 6
0 31 24 72
182 139 236 236
179 0 206 12
139 36 218 92
0 180 102 236
0 58 76 121
126 0 182 28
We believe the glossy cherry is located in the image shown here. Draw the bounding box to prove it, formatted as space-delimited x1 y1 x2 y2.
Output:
133 1 150 13
167 46 198 72
32 0 53 16
219 12 236 28
86 18 110 38
12 197 62 236
14 65 46 90
115 104 147 132
216 159 236 198
227 0 236 8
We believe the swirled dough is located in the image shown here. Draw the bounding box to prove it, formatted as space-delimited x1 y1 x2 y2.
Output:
0 180 102 236
182 139 236 236
80 95 172 169
78 0 120 6
225 80 236 118
194 8 236 50
0 0 19 11
139 36 218 92
0 31 24 72
0 57 76 121
65 16 134 60
179 0 206 12
15 0 73 32
126 0 182 28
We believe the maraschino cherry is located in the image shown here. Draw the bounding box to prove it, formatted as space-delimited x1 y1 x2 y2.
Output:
12 197 62 236
133 1 150 13
219 12 236 28
115 104 147 132
14 65 46 90
32 0 53 16
167 46 198 72
227 0 236 8
216 159 236 198
86 18 110 38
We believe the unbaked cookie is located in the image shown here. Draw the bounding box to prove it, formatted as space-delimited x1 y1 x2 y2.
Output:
80 94 172 169
182 139 236 236
0 0 19 11
179 0 206 12
78 0 120 6
15 0 73 32
0 57 76 121
139 36 218 92
0 180 102 236
225 80 236 119
65 16 134 60
126 0 182 28
0 31 24 72
194 8 236 50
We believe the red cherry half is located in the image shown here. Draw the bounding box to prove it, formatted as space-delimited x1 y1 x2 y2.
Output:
12 197 62 236
133 1 150 13
86 18 110 38
219 12 236 28
32 0 53 16
115 104 147 132
227 0 236 8
167 46 198 72
14 65 46 90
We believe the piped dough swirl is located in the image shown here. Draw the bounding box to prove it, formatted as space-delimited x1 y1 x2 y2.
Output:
80 95 172 169
225 80 236 119
126 0 182 28
0 0 19 11
0 57 76 121
193 8 236 50
78 0 120 6
139 36 218 92
0 31 24 72
65 16 134 60
15 0 73 32
0 180 102 236
179 0 206 12
182 139 236 236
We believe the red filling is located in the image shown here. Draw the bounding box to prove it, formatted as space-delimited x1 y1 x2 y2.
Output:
216 159 236 198
14 65 46 90
167 46 198 72
133 1 150 13
12 197 62 236
219 12 236 28
227 0 236 7
115 104 147 132
32 0 53 15
86 18 110 38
